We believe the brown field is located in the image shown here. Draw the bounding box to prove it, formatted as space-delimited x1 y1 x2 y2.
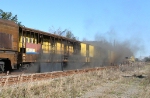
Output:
0 62 149 98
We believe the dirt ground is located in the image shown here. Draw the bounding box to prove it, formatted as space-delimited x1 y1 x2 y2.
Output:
80 63 150 98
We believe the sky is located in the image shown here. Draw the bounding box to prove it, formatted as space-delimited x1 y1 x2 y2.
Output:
0 0 150 58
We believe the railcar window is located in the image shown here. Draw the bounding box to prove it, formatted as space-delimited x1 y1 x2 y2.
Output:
30 38 32 43
22 37 25 43
26 38 28 43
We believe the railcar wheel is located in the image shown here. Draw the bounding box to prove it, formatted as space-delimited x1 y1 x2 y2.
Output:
23 64 30 69
20 64 30 72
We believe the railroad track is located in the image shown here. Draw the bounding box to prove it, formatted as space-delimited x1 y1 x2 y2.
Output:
0 66 118 86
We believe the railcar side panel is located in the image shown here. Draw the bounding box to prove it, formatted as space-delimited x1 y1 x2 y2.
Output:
0 19 18 69
108 50 115 65
0 19 18 51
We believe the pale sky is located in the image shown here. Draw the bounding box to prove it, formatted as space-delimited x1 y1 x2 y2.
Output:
0 0 150 57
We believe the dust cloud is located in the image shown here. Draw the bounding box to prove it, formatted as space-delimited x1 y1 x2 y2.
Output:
85 29 144 67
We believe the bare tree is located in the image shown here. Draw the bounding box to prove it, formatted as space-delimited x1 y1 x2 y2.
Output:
66 30 73 39
65 30 78 40
49 26 66 36
82 37 87 41
49 27 77 40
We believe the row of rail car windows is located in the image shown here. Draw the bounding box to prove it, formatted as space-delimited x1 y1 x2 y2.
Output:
18 29 94 57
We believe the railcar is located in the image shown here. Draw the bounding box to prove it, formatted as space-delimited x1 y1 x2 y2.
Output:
0 19 18 73
0 19 94 73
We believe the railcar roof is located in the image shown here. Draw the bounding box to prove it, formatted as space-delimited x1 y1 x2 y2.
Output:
0 19 93 45
20 26 80 43
0 19 18 27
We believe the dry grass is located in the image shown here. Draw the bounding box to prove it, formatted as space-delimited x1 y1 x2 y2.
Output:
81 62 150 98
0 62 150 98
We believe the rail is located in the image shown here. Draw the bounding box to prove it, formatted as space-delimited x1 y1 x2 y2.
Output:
0 66 118 86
